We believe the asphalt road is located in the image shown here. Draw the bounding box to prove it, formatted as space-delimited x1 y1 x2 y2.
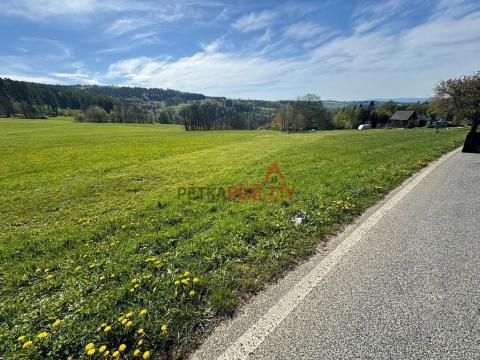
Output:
193 150 480 360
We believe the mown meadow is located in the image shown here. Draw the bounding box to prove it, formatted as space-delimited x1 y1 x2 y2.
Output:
0 117 467 359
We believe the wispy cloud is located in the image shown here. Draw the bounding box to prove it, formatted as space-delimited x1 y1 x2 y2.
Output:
284 22 328 40
0 0 155 20
105 18 150 37
352 0 404 33
1 74 60 84
105 1 480 100
232 10 277 32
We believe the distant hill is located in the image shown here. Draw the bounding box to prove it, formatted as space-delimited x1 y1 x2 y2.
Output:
372 97 428 103
77 85 206 104
322 98 428 110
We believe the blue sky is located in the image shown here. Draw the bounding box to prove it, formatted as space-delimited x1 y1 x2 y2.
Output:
1 0 479 100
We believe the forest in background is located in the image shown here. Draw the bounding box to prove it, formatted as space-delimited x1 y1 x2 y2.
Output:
0 77 460 130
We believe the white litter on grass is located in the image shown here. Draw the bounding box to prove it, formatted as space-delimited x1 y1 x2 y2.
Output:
292 212 306 226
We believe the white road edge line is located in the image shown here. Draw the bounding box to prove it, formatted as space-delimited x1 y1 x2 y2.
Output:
214 148 460 360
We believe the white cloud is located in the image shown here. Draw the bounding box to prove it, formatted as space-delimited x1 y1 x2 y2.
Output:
1 74 59 84
1 0 125 20
200 39 223 53
284 22 328 40
232 10 277 32
50 72 98 84
106 52 298 96
258 28 273 43
105 18 149 37
105 4 480 100
352 0 403 34
0 0 199 22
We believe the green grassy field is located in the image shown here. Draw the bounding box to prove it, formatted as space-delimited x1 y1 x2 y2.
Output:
0 117 467 359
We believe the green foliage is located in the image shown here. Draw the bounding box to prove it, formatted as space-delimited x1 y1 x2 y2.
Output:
0 118 467 359
181 102 250 130
272 95 332 132
434 71 480 131
74 105 155 124
0 78 118 118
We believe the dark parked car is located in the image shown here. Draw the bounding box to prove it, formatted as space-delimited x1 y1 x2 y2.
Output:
426 121 451 128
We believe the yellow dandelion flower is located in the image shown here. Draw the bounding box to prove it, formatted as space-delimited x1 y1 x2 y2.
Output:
103 325 112 333
183 271 190 277
161 324 167 334
87 348 96 356
17 335 26 342
89 264 95 269
46 275 54 280
192 277 199 283
174 280 180 285
131 278 137 284
35 268 42 273
110 273 115 278
139 309 147 316
125 312 133 318
181 279 189 285
52 319 61 328
103 350 110 357
44 268 50 273
134 349 141 357
100 323 107 328
99 275 106 281
137 328 144 334
22 341 33 349
126 321 133 328
112 350 120 358
119 344 127 352
189 290 196 297
99 345 107 353
130 288 135 293
121 319 128 325
85 343 95 351
134 284 140 289
143 351 151 359
138 339 144 346
74 266 81 272
37 332 48 339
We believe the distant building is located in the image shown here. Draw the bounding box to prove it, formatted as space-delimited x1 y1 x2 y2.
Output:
388 111 417 128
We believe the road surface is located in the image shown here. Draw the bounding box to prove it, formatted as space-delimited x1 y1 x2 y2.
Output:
192 150 480 360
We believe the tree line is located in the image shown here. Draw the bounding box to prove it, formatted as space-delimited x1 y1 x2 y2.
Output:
79 85 206 105
3 74 476 133
270 95 464 132
271 94 332 131
181 102 250 130
0 78 117 118
74 105 155 123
